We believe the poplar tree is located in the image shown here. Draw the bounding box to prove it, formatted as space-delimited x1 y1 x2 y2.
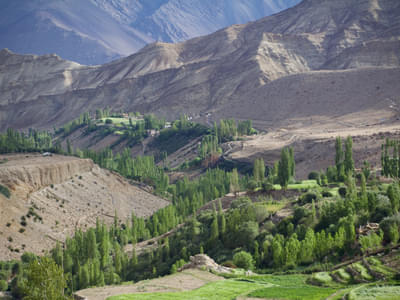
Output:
344 136 354 174
253 158 265 182
230 168 240 195
335 137 345 181
278 148 290 189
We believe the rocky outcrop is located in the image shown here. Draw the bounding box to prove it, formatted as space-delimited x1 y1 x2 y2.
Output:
179 254 234 274
0 155 94 192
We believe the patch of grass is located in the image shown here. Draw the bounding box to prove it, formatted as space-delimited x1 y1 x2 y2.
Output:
347 284 400 300
264 202 286 213
250 285 336 300
249 274 336 300
100 117 132 125
107 279 267 300
311 272 334 285
335 268 352 282
353 263 373 281
366 258 395 277
272 180 320 191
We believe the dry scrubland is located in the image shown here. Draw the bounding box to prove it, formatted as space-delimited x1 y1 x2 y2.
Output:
0 154 168 260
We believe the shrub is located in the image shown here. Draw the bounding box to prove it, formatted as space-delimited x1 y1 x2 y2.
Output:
21 252 37 264
338 186 347 197
105 119 113 124
322 191 333 197
231 197 252 209
0 279 8 292
308 171 320 181
262 181 275 191
247 180 258 191
233 251 254 270
299 192 318 204
0 184 10 198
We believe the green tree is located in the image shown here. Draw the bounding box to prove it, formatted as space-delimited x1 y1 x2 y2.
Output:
253 158 265 182
230 168 240 195
335 137 344 180
359 173 368 210
24 257 67 300
387 184 400 213
278 148 291 189
344 136 354 174
233 251 254 270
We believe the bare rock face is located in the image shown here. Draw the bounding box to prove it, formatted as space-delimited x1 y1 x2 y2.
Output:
179 254 233 274
0 0 399 132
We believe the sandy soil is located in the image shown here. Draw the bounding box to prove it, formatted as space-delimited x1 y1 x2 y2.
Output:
0 154 169 260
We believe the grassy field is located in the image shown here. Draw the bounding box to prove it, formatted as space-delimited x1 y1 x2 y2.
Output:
347 284 400 300
100 117 137 125
272 180 320 191
248 275 337 300
107 279 268 300
107 274 339 300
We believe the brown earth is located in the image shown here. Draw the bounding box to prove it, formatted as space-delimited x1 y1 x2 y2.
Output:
0 0 399 134
224 123 400 179
75 268 223 300
0 154 169 260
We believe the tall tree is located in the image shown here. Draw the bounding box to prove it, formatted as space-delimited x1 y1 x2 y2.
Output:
278 148 290 189
253 158 265 182
344 136 354 174
24 257 67 300
230 168 240 195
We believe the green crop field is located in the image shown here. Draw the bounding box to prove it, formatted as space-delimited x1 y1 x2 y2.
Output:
107 274 339 300
100 117 137 125
248 275 337 300
107 279 268 300
347 284 400 300
272 180 320 191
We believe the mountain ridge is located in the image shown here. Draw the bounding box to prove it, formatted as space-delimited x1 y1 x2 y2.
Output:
0 0 300 65
0 0 399 132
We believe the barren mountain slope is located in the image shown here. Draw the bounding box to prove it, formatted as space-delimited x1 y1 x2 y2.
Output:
0 0 299 65
0 0 399 132
0 154 168 260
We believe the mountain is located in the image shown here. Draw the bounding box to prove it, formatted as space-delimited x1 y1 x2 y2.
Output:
0 0 300 65
0 0 399 132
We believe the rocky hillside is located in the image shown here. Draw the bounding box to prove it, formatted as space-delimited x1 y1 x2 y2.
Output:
0 154 168 260
0 0 399 133
0 0 299 65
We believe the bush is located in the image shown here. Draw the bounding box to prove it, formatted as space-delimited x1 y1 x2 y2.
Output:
308 171 320 181
322 191 333 197
338 186 347 197
299 192 318 204
21 252 37 264
0 279 8 291
262 181 275 192
233 251 254 270
0 184 10 198
247 180 258 191
105 119 113 124
231 197 252 209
